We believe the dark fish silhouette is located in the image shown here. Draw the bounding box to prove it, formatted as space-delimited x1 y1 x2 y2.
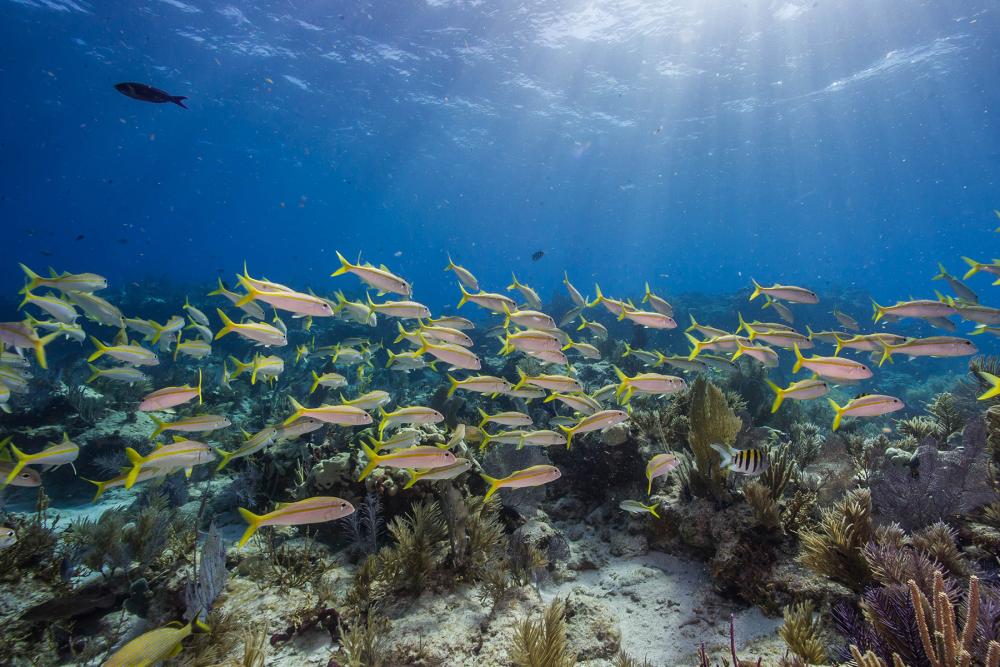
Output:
531 250 544 261
114 82 188 109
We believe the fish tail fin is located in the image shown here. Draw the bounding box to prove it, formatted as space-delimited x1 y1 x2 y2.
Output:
170 96 188 109
85 363 102 385
309 371 321 394
766 380 785 413
283 396 306 426
647 503 660 519
684 333 703 360
124 447 145 489
586 283 604 308
2 444 31 485
731 342 747 361
576 317 588 331
447 374 460 399
685 313 699 333
977 372 1000 400
792 343 804 373
384 350 396 369
28 330 57 370
214 447 233 472
150 415 168 439
477 408 491 429
871 299 884 323
18 263 42 293
749 278 762 301
196 369 202 404
961 257 980 280
558 424 576 449
933 262 948 281
357 439 383 481
214 309 235 340
506 272 519 291
709 443 732 469
612 364 628 384
833 333 847 356
642 281 651 304
828 398 844 431
237 507 262 548
83 478 107 503
879 343 895 367
457 284 470 309
403 470 419 490
331 250 353 277
511 367 527 391
233 278 260 307
87 336 109 362
207 278 226 297
481 473 501 501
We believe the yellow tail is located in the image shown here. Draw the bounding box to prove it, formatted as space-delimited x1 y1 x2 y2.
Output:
558 424 577 449
283 396 306 426
214 447 234 472
792 344 805 373
124 447 145 489
447 374 461 399
2 443 30 485
331 250 354 277
685 333 703 361
87 336 109 363
237 507 262 548
977 372 1000 401
150 415 169 439
83 478 107 503
214 309 236 340
828 399 844 431
481 473 501 501
749 278 763 301
357 439 383 481
457 284 470 309
85 363 102 385
961 256 980 280
310 371 321 394
18 263 42 293
766 380 785 413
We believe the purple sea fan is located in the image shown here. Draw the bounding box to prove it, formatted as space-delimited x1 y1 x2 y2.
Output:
870 417 994 530
832 584 931 667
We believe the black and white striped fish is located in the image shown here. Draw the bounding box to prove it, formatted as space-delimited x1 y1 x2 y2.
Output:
710 443 768 475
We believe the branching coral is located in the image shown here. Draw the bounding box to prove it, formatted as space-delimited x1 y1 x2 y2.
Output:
509 598 577 667
374 499 449 595
779 601 827 665
908 572 1000 667
337 611 389 667
798 488 874 591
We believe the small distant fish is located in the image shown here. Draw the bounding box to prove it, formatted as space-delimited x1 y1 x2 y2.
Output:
403 459 472 489
0 525 16 548
710 444 768 475
832 310 861 331
749 280 818 304
114 82 188 109
531 250 544 261
444 253 479 291
558 409 628 449
932 263 979 303
619 500 660 519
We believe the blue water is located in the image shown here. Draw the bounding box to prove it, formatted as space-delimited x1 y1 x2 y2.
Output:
2 0 999 312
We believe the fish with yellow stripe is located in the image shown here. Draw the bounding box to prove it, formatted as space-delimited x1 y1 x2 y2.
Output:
103 619 210 666
237 496 355 548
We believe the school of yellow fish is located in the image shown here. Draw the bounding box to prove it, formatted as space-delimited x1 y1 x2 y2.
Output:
1 250 996 664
